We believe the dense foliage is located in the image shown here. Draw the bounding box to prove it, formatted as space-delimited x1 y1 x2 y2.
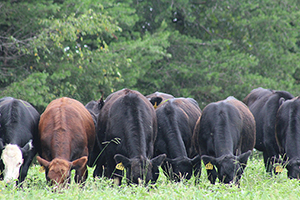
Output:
1 0 299 112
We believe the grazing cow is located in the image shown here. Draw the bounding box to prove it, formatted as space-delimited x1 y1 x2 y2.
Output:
154 97 201 181
193 96 256 184
243 87 294 173
146 92 174 109
36 97 95 186
0 97 40 184
276 97 300 179
85 99 103 125
94 89 166 185
84 98 104 174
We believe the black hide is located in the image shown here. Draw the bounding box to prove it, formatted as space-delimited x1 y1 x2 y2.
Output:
243 87 294 173
154 97 202 181
193 96 255 184
276 97 300 179
94 89 166 185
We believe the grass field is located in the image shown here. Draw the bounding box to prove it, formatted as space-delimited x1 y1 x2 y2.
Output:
1 152 299 200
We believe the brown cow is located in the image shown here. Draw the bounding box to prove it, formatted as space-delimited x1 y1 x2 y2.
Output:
36 97 95 186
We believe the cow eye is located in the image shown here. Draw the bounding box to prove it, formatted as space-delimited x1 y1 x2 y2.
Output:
17 162 22 167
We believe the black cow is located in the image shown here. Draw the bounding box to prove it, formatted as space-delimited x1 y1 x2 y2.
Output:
146 92 174 109
0 97 40 185
84 98 104 175
85 99 104 125
243 87 294 173
276 97 300 179
154 97 201 181
94 89 166 185
193 96 256 184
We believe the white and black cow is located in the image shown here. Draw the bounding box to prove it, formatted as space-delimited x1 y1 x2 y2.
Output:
276 97 300 179
193 96 256 184
0 97 40 184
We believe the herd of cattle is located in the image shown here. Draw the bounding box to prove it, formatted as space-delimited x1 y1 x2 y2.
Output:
0 87 300 187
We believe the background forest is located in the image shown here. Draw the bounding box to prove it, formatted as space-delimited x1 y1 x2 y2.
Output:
1 0 299 112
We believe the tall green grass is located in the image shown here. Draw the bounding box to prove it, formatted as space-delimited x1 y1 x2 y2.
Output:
1 152 299 200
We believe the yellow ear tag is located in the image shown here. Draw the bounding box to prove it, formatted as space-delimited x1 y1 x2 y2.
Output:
154 102 158 109
39 166 45 173
116 162 124 171
205 162 214 170
275 166 283 173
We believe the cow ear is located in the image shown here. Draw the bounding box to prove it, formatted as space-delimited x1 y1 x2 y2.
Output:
114 154 131 167
151 154 166 167
278 97 285 107
149 97 163 108
71 156 88 170
21 139 33 154
37 156 50 168
190 155 201 166
98 97 104 110
238 150 252 165
201 155 217 166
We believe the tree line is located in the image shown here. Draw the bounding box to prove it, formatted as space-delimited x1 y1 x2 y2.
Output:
0 0 299 112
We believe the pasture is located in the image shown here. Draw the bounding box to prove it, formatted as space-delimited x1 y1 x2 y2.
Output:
1 151 298 200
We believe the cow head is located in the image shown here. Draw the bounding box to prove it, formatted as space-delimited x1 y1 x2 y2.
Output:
202 150 251 184
36 156 87 186
284 159 300 179
0 140 33 183
114 154 166 185
163 155 200 182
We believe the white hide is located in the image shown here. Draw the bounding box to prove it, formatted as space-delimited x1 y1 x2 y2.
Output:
1 144 23 182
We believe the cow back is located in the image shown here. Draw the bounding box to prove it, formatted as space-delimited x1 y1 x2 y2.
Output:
243 88 294 151
38 97 95 161
226 98 256 153
0 97 40 147
276 97 300 158
155 98 201 158
98 89 157 158
193 97 255 157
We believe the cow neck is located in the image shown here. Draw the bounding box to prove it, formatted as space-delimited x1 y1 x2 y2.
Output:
124 132 147 159
159 111 188 159
122 117 148 159
213 130 235 158
167 139 187 159
164 128 188 159
286 125 300 159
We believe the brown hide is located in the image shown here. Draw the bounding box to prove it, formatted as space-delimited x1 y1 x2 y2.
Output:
38 97 95 185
